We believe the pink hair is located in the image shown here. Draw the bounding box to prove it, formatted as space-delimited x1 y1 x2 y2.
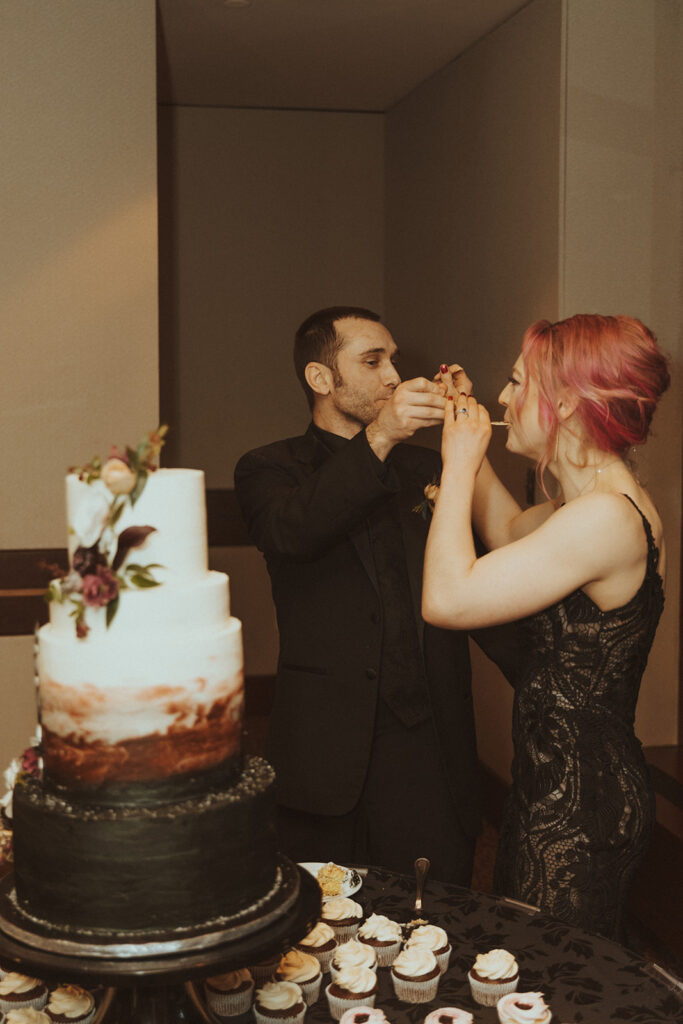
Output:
519 314 670 481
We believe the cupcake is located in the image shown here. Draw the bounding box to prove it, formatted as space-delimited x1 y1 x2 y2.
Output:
330 939 377 981
325 966 378 1021
404 924 452 975
497 992 552 1024
357 914 402 967
295 921 337 972
248 955 282 987
6 1011 51 1024
390 946 440 1003
203 969 254 1017
0 976 48 1015
338 1008 388 1024
424 1011 473 1024
321 898 363 942
253 982 306 1024
467 950 519 1007
45 985 96 1024
275 950 322 1006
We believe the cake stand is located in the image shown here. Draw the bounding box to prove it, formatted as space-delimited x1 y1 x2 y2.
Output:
0 857 321 1023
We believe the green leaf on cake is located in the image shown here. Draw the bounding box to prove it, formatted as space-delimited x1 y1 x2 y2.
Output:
105 595 120 627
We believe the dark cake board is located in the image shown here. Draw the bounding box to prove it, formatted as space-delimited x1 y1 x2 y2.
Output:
0 860 320 990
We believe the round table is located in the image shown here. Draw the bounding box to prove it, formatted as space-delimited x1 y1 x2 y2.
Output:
309 866 682 1023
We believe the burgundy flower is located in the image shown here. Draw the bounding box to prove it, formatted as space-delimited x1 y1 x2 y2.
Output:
20 748 40 776
82 566 119 609
72 544 107 577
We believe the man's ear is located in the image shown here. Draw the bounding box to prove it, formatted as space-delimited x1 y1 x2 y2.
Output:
305 362 334 398
557 390 579 422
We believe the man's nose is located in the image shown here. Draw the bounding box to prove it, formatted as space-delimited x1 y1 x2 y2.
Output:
384 363 401 387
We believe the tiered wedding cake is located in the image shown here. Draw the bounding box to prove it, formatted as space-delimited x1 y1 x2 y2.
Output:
11 431 278 937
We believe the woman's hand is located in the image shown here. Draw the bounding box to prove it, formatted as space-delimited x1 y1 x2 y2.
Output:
441 392 492 478
433 363 472 399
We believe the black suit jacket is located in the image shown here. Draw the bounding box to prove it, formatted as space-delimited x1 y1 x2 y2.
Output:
234 424 519 838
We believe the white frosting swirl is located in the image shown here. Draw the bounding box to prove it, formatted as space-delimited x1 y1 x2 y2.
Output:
256 981 303 1011
424 1011 473 1024
300 921 335 947
0 974 42 997
338 1008 387 1024
205 969 253 992
333 939 377 971
276 950 321 983
497 992 552 1024
322 897 362 922
5 1011 51 1024
47 984 95 1016
405 924 449 952
471 949 518 980
358 914 401 942
392 946 437 978
333 966 377 995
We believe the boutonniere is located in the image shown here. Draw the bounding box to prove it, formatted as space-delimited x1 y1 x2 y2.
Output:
413 477 440 520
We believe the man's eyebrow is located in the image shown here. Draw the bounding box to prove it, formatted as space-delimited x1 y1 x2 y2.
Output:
359 346 400 357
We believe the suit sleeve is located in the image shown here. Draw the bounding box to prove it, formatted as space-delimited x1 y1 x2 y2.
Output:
234 430 401 560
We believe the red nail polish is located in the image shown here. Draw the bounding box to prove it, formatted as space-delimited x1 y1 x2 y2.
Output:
440 364 448 374
447 395 453 401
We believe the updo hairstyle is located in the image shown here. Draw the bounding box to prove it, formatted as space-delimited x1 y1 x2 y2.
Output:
520 314 670 473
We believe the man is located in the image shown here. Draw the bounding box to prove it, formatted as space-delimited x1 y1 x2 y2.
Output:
234 306 517 884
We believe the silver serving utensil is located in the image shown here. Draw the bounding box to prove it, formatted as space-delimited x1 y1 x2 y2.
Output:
413 856 430 915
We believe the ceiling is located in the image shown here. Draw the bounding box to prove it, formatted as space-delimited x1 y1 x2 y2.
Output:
157 0 531 111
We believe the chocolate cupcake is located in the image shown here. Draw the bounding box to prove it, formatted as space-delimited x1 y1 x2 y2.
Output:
325 966 378 1021
357 914 402 967
321 897 363 943
275 950 322 1006
248 955 282 987
203 969 254 1017
253 982 306 1024
467 950 519 1007
0 975 48 1015
390 946 440 1003
44 985 95 1024
295 921 337 972
404 924 452 975
330 939 377 982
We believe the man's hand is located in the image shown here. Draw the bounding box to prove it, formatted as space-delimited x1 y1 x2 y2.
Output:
366 378 446 460
433 363 473 399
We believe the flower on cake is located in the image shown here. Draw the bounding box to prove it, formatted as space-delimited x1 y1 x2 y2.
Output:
45 427 168 638
1 735 42 826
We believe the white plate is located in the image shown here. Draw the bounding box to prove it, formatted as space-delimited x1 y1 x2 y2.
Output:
298 861 363 898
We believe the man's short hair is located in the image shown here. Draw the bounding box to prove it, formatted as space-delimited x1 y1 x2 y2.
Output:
294 306 381 409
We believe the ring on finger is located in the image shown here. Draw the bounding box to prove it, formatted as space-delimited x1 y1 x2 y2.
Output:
457 407 469 416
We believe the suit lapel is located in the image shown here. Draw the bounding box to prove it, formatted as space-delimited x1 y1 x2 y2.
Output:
396 466 431 647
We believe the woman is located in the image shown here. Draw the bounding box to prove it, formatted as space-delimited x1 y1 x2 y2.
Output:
422 314 670 940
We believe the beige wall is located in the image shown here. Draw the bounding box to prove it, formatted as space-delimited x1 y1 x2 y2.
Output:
1 1 159 765
560 0 682 744
385 0 565 781
159 106 385 482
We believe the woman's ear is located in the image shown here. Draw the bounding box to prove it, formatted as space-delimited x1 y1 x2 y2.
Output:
557 391 579 422
305 361 334 398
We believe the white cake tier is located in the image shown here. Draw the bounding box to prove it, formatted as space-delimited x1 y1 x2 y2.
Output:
49 570 230 636
67 468 208 582
38 615 243 746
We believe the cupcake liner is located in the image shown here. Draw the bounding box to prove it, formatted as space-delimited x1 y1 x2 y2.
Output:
329 962 377 983
467 972 518 1007
434 946 452 975
292 974 322 1007
300 945 336 973
0 991 48 1013
249 962 280 987
358 939 401 968
253 1005 306 1024
324 984 377 1022
204 981 254 1017
391 972 440 1004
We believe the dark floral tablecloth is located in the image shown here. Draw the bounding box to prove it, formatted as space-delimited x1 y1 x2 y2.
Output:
305 867 683 1024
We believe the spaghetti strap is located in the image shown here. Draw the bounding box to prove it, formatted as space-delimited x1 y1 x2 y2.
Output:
620 493 660 569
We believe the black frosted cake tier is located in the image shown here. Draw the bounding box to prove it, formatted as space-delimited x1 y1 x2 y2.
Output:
11 756 278 935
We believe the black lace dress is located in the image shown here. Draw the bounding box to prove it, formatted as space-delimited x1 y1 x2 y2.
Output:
493 497 664 940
